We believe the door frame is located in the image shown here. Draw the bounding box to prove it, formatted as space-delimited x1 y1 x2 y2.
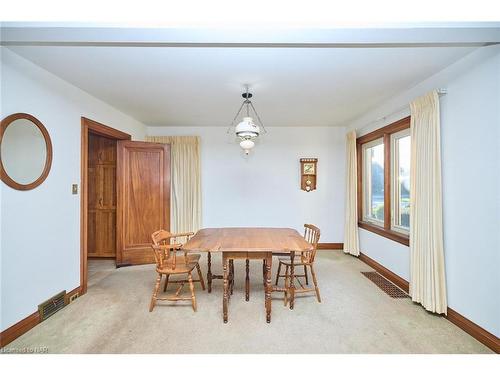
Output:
80 117 131 295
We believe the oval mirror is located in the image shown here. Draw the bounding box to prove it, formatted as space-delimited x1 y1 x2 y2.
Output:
0 113 53 190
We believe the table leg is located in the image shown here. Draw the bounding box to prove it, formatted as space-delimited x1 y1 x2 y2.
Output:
223 254 229 323
262 260 266 286
289 251 295 310
207 252 213 293
265 253 272 323
245 259 250 301
229 259 234 296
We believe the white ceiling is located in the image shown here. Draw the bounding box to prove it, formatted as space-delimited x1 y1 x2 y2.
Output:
3 25 498 127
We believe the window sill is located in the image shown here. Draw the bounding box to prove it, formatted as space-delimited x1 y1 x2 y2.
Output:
358 221 409 246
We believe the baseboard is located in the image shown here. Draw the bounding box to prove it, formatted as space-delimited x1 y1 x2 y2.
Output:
358 252 409 293
0 286 81 348
446 308 500 353
0 311 40 348
358 252 499 353
317 242 344 250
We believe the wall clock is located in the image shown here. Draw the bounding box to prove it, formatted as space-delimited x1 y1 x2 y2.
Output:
300 158 317 192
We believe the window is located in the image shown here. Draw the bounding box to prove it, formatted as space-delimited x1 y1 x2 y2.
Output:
357 117 411 246
362 138 385 226
391 129 411 233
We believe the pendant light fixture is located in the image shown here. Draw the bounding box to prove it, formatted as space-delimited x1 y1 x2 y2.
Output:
228 85 267 155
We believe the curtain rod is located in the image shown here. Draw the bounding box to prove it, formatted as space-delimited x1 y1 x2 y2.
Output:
359 88 447 129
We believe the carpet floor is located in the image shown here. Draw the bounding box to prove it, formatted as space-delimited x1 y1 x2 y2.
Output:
5 251 492 353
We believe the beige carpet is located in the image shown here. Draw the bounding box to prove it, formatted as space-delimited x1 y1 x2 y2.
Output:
5 252 492 353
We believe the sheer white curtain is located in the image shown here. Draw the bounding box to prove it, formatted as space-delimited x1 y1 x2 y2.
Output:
343 130 360 256
409 90 447 314
146 136 202 236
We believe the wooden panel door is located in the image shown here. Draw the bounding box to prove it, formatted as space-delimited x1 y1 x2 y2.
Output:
87 133 117 257
116 141 170 265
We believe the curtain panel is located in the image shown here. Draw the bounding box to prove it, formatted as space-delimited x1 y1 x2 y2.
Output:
409 90 447 314
343 130 360 256
146 136 202 236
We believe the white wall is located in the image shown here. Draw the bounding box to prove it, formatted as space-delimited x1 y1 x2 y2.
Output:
347 45 500 337
0 48 146 330
147 126 346 243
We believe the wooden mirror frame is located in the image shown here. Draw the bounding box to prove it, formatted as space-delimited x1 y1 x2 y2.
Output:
0 113 53 190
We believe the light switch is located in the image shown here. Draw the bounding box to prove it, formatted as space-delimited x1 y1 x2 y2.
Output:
72 184 78 194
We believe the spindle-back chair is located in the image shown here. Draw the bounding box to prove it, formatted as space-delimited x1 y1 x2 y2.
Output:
149 230 205 312
275 224 322 305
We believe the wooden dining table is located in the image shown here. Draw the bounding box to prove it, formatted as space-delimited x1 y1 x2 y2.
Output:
182 227 313 323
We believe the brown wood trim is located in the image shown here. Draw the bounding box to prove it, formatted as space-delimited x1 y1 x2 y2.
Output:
82 117 131 140
356 141 363 222
358 252 409 292
357 116 411 144
64 286 81 305
0 113 53 191
80 117 130 295
358 221 409 246
446 308 500 353
383 133 391 231
358 252 500 353
0 286 81 348
80 121 88 295
317 243 344 250
0 311 40 348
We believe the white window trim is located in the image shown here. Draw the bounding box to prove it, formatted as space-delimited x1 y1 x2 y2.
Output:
390 128 410 234
362 138 384 227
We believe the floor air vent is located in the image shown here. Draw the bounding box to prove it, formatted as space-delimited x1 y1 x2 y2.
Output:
361 272 409 298
38 290 66 321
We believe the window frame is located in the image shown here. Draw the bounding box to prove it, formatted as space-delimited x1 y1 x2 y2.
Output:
356 116 410 246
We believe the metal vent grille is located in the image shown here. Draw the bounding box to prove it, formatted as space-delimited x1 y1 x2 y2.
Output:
361 272 409 298
38 290 66 321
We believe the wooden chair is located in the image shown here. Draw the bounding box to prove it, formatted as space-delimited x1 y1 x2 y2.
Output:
249 226 316 301
149 230 205 312
151 230 205 292
275 224 321 305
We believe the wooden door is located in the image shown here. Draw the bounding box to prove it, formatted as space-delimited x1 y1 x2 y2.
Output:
116 141 170 265
88 133 117 257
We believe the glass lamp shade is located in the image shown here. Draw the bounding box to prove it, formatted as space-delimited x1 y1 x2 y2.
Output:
235 117 260 139
239 139 255 155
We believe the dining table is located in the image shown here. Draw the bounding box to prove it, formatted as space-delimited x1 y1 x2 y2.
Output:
182 227 313 323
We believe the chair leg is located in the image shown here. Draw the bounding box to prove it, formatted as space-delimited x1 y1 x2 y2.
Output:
275 262 282 286
310 264 321 303
284 265 290 306
188 272 197 312
163 274 170 292
149 274 162 312
196 263 206 290
304 265 309 285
